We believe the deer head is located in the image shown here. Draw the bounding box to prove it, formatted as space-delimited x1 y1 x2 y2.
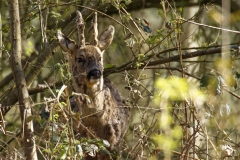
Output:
57 11 115 95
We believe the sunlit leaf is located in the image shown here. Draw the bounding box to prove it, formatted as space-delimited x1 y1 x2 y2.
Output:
59 146 68 159
220 103 231 117
50 11 61 19
52 135 60 142
76 144 83 156
86 144 98 157
155 77 189 100
135 17 141 21
221 145 235 156
125 37 136 47
54 63 62 71
102 140 110 147
137 53 145 60
43 148 52 154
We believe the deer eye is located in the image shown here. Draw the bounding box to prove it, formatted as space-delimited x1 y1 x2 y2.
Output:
77 57 84 63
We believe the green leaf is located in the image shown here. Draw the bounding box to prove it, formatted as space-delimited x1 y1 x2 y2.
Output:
137 53 145 60
43 148 52 154
26 33 32 39
76 144 83 156
102 140 110 147
99 146 111 155
200 74 216 88
23 28 28 33
200 74 221 95
54 63 62 71
235 71 240 79
59 146 68 159
178 7 183 12
50 11 61 19
2 24 10 33
61 102 66 106
51 135 60 142
158 9 164 17
84 144 98 157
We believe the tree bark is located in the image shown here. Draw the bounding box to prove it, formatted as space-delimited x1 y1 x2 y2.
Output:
0 3 2 79
9 0 37 159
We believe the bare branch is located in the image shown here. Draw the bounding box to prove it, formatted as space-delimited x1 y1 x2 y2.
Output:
148 46 226 66
181 18 240 34
145 66 200 80
28 81 63 95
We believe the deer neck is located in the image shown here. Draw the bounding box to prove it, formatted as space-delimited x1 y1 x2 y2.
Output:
86 79 104 98
74 77 104 108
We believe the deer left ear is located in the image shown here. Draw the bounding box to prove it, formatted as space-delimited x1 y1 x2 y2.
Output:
57 30 77 54
98 25 115 51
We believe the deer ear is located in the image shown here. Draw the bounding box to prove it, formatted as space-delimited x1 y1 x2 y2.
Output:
57 30 77 54
98 25 115 51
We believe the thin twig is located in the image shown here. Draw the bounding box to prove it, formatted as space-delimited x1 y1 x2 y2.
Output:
181 18 240 34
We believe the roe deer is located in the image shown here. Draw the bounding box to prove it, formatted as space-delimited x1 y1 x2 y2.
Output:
57 11 129 159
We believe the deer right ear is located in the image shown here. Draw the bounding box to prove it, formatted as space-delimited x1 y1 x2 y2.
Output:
57 30 77 54
98 25 115 51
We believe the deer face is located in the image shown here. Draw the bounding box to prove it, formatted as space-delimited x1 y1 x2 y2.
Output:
72 46 103 87
57 11 114 90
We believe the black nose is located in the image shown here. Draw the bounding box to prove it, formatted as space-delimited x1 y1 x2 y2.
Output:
87 69 101 79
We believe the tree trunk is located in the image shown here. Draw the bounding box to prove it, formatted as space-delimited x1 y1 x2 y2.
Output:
8 0 38 159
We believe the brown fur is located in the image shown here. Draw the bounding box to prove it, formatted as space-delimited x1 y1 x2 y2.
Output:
57 11 129 159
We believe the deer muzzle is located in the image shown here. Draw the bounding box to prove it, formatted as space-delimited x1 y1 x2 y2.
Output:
87 69 101 81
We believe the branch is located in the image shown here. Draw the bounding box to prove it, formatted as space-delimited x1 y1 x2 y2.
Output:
28 81 63 95
148 46 239 66
223 88 240 100
144 66 200 80
104 45 239 75
8 0 37 159
181 18 240 34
